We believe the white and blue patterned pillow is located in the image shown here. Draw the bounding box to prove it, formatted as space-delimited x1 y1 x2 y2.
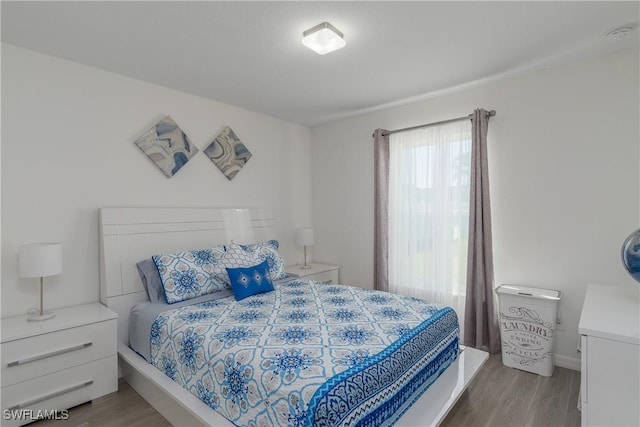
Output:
152 246 227 304
237 240 287 280
226 260 275 301
214 241 261 285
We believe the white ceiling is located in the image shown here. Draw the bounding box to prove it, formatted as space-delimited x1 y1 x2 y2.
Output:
2 1 638 127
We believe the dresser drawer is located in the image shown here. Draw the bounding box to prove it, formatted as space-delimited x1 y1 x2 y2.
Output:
1 355 117 426
1 319 116 387
305 269 339 284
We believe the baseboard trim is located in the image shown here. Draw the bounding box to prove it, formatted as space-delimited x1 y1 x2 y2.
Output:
555 354 581 371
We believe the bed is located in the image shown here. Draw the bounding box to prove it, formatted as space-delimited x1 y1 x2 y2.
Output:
99 207 487 426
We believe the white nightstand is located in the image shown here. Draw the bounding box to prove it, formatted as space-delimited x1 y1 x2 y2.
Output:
285 263 340 284
1 303 118 426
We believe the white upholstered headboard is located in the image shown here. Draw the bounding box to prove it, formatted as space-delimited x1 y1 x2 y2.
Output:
99 207 277 344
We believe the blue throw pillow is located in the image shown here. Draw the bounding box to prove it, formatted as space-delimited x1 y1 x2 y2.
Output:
226 260 275 301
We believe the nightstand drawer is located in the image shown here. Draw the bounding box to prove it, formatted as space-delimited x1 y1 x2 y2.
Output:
305 270 339 283
1 319 116 387
1 355 117 427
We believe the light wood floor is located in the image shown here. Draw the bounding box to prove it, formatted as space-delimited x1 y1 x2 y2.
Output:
441 354 581 427
32 354 580 427
30 378 171 427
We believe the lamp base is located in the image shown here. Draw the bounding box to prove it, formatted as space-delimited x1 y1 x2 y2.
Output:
27 311 56 322
299 264 312 270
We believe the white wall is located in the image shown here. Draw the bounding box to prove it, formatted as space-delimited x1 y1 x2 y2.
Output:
1 44 312 317
310 48 639 364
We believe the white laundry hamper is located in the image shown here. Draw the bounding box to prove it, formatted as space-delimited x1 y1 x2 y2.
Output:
496 285 561 377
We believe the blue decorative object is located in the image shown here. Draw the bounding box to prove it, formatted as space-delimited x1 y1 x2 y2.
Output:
134 115 199 178
226 260 275 301
621 228 640 283
204 126 251 180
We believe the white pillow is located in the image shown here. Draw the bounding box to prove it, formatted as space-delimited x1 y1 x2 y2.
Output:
237 240 287 280
215 241 261 284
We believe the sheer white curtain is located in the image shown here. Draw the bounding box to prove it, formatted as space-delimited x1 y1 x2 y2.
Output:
388 120 472 330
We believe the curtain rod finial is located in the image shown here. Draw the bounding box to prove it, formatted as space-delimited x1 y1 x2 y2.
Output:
488 110 496 117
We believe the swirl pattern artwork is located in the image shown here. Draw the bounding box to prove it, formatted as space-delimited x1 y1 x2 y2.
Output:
150 280 459 426
134 115 199 178
204 126 252 180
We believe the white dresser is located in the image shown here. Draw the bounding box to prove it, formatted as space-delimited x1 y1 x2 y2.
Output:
285 263 340 284
578 284 639 427
1 303 118 426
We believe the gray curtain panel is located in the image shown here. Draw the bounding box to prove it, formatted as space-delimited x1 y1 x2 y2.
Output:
373 129 390 292
464 109 501 353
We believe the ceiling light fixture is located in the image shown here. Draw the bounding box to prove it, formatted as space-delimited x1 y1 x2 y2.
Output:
302 22 346 55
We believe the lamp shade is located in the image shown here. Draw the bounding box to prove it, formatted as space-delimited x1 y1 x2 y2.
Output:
19 243 63 278
295 228 314 246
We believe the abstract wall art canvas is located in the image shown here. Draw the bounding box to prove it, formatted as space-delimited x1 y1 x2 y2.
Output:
134 115 199 178
204 126 252 180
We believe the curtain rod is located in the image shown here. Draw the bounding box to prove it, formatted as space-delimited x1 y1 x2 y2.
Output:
379 109 496 137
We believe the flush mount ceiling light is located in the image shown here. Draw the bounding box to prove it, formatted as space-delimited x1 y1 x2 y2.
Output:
302 22 346 55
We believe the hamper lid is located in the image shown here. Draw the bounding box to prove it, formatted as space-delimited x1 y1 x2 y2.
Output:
496 284 561 301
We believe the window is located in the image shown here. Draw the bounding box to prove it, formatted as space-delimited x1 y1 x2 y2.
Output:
388 120 471 324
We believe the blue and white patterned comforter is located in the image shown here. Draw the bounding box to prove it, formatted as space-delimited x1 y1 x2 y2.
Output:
150 280 459 427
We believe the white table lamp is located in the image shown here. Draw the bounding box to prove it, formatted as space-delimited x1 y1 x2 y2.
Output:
295 228 314 269
19 243 63 321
